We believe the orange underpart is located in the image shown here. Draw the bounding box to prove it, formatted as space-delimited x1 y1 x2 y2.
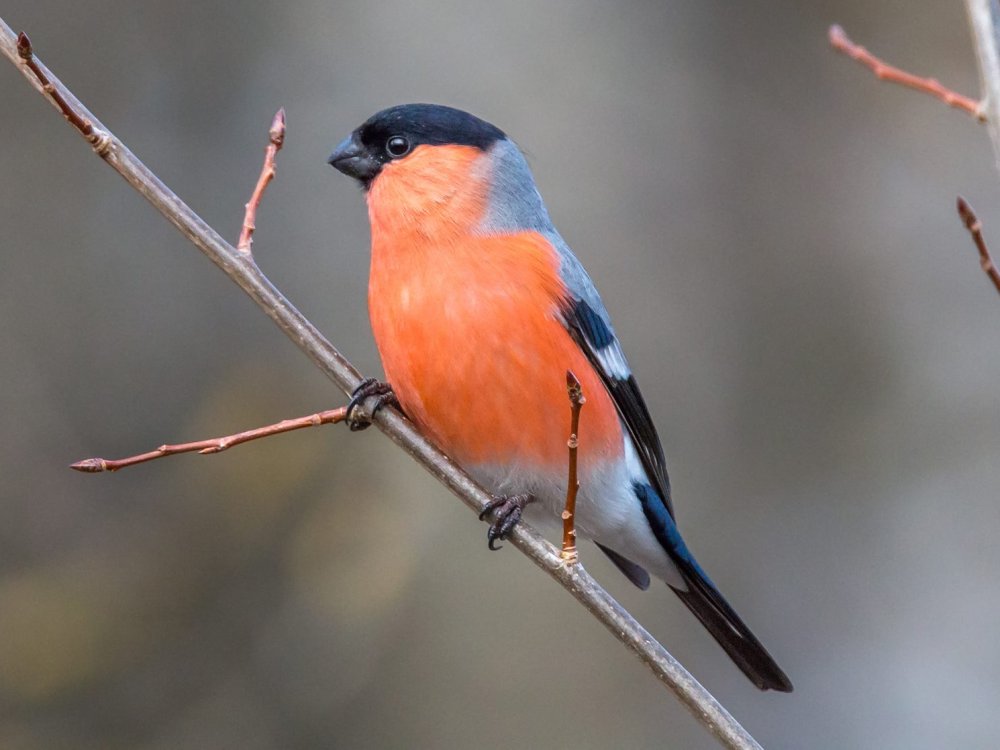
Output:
366 144 622 472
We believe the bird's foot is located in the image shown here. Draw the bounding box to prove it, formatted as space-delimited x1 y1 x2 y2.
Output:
479 493 534 550
346 378 399 431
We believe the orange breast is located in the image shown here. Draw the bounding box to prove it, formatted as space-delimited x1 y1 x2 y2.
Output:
366 145 623 471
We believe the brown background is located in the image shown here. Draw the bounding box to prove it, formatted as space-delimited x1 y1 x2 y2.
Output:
1 1 999 748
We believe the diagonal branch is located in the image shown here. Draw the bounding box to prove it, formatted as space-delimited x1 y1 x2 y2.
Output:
828 25 985 121
1 21 764 750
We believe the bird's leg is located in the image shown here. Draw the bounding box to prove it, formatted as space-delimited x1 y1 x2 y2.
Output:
345 377 400 431
479 493 535 550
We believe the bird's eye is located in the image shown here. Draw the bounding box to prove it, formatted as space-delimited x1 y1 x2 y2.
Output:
385 135 410 158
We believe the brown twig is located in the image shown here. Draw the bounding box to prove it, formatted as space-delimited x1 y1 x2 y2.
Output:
237 108 286 256
956 196 1000 294
561 371 585 561
829 24 986 121
70 407 346 473
15 32 111 153
0 21 764 750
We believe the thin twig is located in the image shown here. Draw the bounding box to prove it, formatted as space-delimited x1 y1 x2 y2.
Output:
237 108 286 256
561 371 584 561
956 196 1000 294
829 24 986 121
0 22 763 750
70 407 347 473
15 32 112 152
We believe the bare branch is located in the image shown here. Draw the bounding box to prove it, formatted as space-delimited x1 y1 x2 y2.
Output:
70 407 347 473
561 371 584 561
237 108 286 256
0 21 764 750
966 0 1000 170
957 196 1000 294
828 24 985 121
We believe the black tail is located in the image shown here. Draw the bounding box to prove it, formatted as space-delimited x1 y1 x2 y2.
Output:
670 561 793 692
629 480 791 689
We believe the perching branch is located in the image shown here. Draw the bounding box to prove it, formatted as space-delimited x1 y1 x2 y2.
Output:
828 24 985 121
1 21 764 750
70 407 348 473
956 196 1000 294
561 371 584 561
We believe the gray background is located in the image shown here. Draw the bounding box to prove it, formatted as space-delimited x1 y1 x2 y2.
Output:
2 1 999 748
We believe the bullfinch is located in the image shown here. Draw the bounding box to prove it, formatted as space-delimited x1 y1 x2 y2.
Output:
328 103 792 692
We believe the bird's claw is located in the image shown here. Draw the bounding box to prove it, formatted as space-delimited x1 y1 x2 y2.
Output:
479 494 534 550
346 377 399 431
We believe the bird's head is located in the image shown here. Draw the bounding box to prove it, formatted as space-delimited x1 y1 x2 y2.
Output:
328 103 505 188
329 104 550 237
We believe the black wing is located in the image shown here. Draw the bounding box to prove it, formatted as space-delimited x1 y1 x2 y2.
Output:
561 297 674 519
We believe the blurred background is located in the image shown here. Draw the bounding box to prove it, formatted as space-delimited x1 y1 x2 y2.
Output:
1 1 998 748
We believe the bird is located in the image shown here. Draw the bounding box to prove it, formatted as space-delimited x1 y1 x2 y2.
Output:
328 103 792 692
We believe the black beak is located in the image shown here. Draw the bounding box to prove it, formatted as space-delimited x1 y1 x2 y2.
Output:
328 134 380 184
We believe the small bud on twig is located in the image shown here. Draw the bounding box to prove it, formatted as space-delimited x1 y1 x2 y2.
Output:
237 107 287 256
16 31 31 59
957 196 1000 294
